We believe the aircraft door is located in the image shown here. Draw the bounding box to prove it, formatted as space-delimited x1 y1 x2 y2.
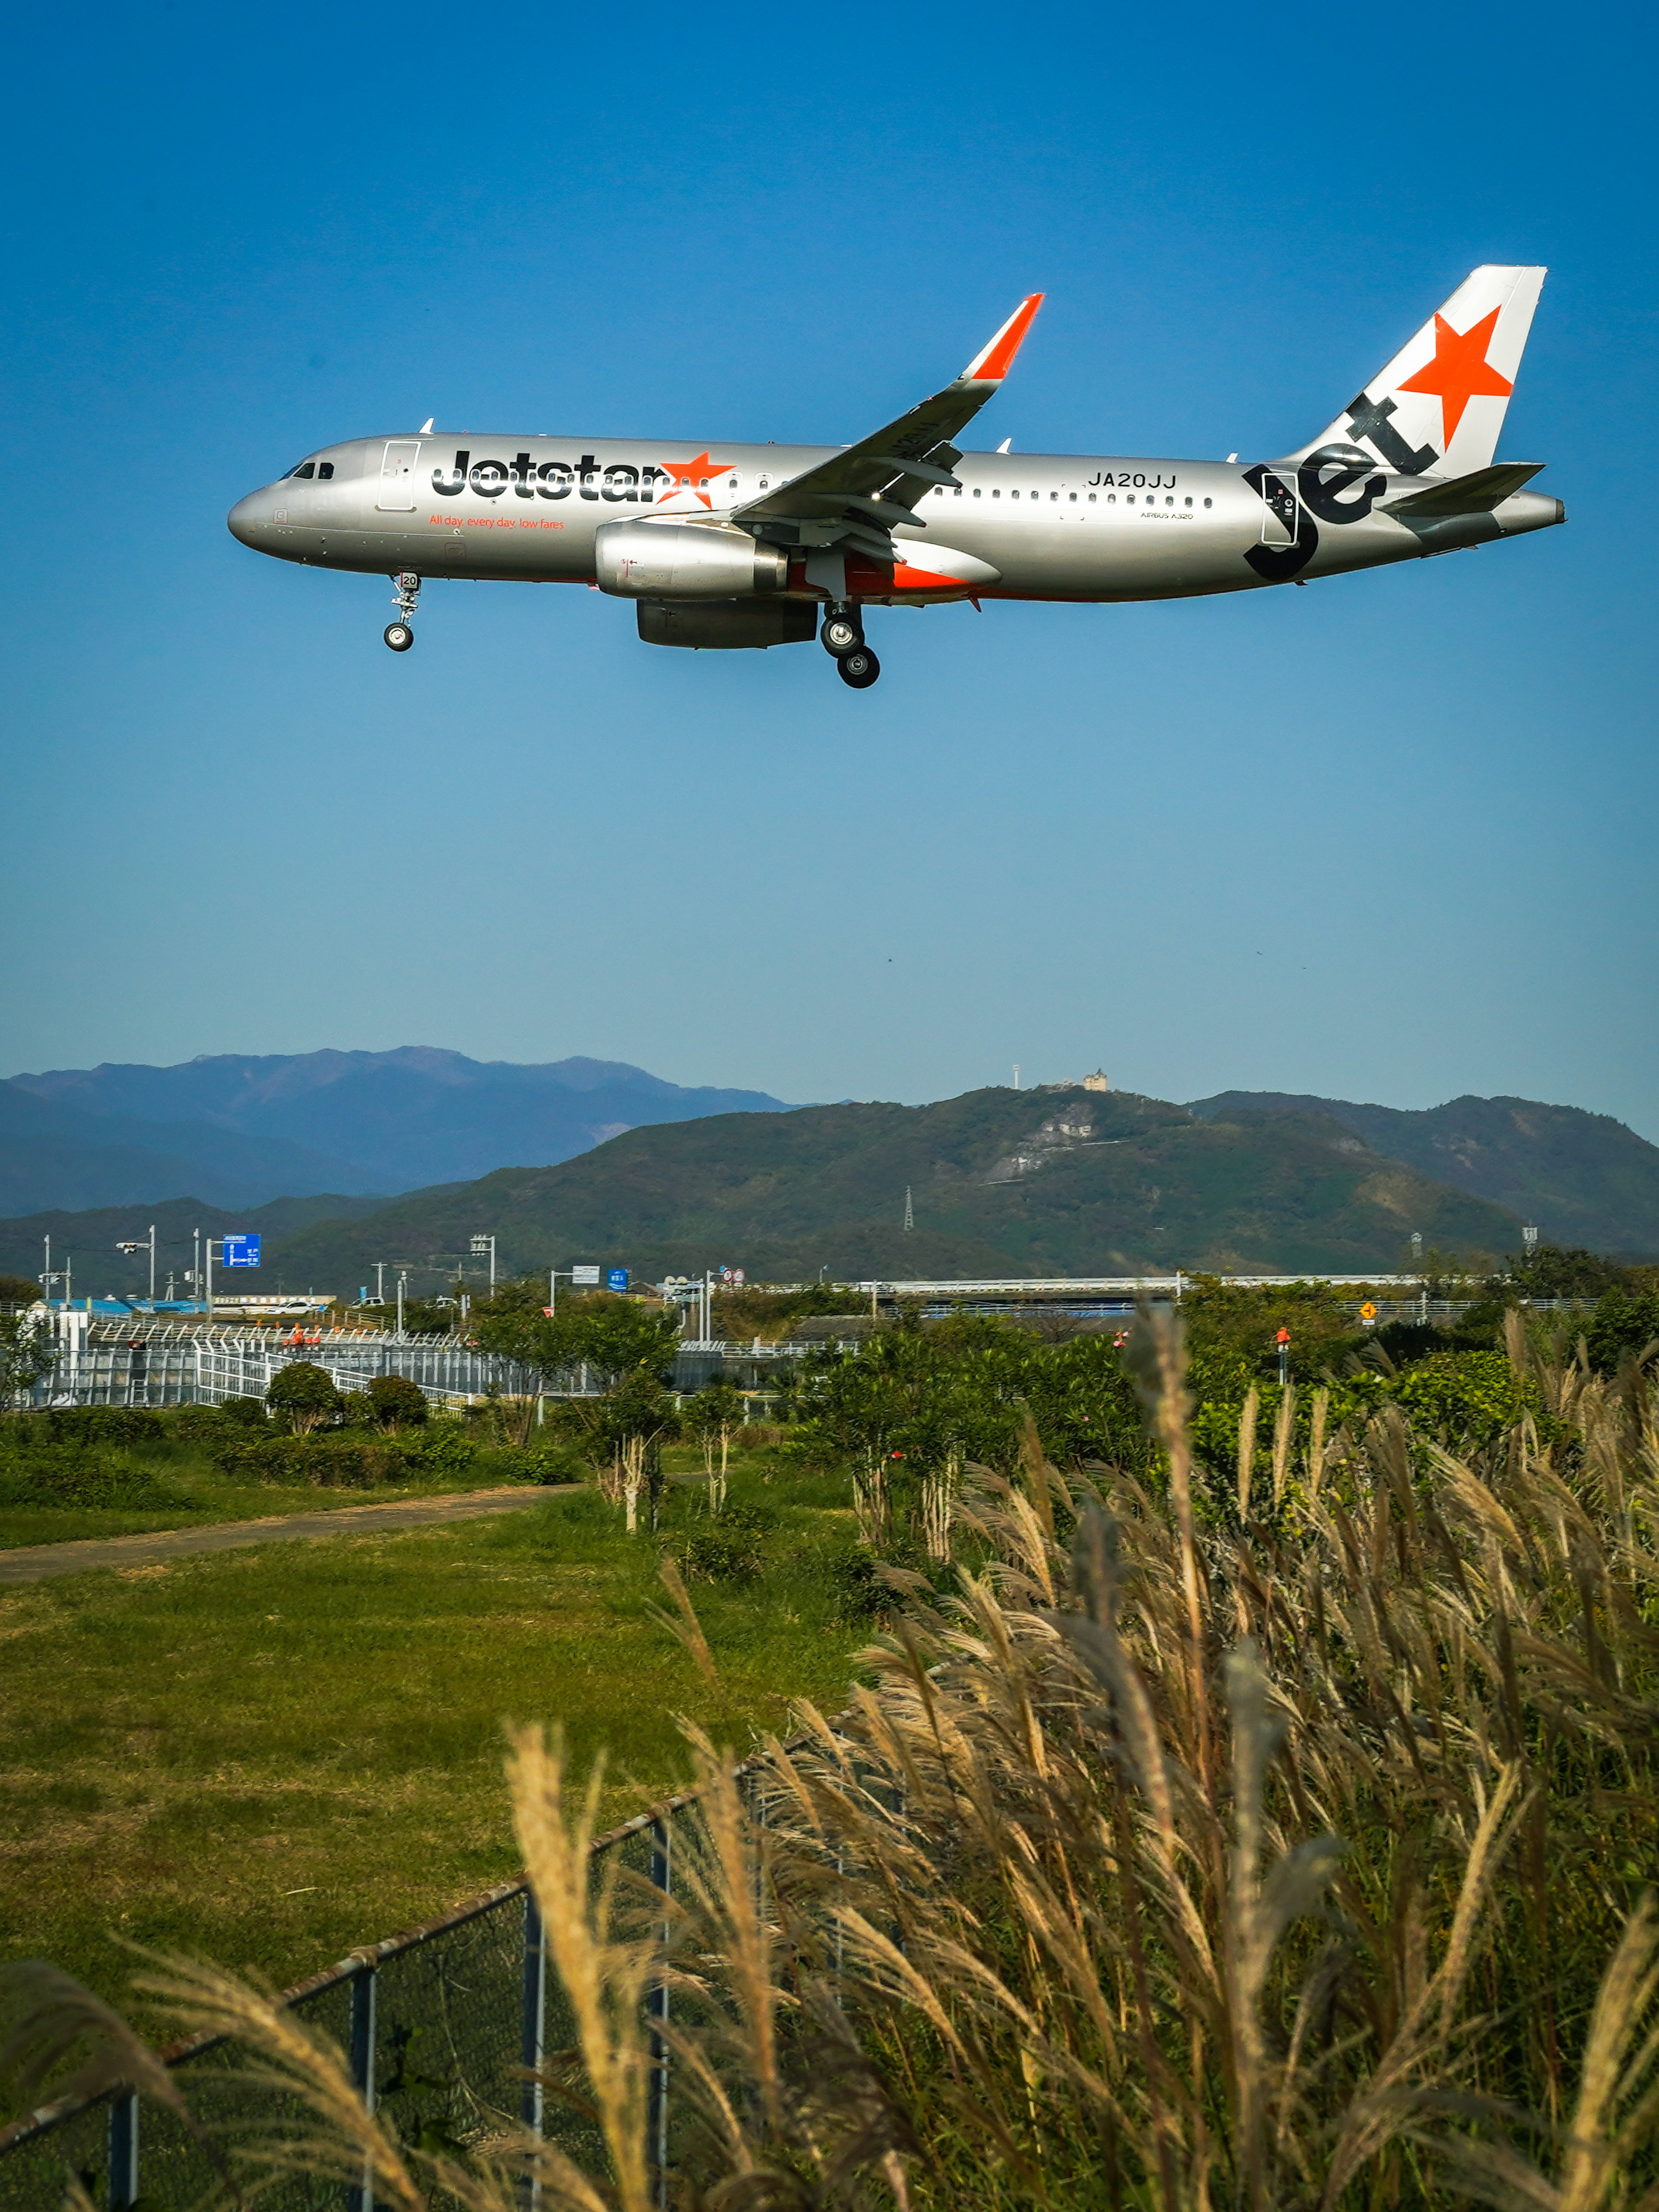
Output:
377 441 421 511
1258 471 1298 547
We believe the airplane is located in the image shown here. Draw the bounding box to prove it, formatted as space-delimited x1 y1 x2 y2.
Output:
227 266 1560 690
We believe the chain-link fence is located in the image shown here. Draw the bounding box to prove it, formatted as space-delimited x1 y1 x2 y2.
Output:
0 1764 751 2210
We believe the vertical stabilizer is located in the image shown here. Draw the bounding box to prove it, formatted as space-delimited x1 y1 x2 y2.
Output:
1284 266 1545 478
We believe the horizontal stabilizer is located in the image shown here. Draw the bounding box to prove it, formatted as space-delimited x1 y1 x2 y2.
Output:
1382 461 1545 518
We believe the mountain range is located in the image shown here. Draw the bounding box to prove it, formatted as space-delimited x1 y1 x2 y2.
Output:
89 1087 1529 1291
0 1049 793 1215
1187 1092 1659 1256
3 1060 1656 1295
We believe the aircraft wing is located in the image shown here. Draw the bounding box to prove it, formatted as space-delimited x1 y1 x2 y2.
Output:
732 294 1042 563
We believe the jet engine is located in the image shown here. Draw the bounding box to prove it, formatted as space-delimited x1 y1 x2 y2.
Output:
595 519 788 600
637 600 817 650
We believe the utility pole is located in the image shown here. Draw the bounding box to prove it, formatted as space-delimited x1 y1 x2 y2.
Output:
193 1228 201 1311
204 1239 216 1320
375 1261 386 1306
397 1271 407 1336
470 1235 497 1296
40 1234 51 1303
1276 1327 1290 1389
115 1225 158 1304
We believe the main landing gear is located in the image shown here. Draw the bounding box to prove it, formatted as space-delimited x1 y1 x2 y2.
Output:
820 603 880 689
384 572 420 651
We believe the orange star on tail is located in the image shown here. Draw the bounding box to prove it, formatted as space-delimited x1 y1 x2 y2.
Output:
655 452 732 508
1397 307 1513 449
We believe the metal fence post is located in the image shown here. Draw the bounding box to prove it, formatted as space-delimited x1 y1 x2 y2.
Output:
346 1963 377 2212
647 1818 671 2207
520 1890 546 2208
108 2090 139 2210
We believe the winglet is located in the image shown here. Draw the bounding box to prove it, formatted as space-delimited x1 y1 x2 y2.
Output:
962 293 1044 383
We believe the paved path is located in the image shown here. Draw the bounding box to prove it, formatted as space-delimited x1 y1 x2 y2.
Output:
0 1486 564 1586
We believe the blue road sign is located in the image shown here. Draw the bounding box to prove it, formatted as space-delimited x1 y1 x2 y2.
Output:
222 1233 261 1268
607 1267 629 1293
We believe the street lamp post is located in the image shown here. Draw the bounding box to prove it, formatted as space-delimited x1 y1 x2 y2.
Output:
470 1235 497 1297
397 1271 407 1336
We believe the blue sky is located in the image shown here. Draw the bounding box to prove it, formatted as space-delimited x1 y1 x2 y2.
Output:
4 0 1655 1133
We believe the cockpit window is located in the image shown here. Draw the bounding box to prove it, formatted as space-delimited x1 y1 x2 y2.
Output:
316 462 334 478
288 461 316 479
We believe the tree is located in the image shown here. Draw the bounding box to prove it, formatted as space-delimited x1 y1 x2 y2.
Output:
470 1284 682 1389
1585 1289 1659 1375
368 1374 429 1430
1503 1244 1634 1302
683 1380 746 1513
0 1312 56 1408
266 1360 343 1434
587 1371 681 1532
0 1273 42 1306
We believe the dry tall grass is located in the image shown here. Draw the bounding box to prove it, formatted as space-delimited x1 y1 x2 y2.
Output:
7 1306 1659 2209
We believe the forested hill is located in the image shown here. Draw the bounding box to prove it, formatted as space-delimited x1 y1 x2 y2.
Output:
245 1085 1523 1291
1186 1091 1659 1255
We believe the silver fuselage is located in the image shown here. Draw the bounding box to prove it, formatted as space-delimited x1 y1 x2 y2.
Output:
228 434 1563 604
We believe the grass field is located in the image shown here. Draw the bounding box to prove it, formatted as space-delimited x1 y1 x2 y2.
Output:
0 1426 542 1549
0 1471 513 1551
0 1454 863 2005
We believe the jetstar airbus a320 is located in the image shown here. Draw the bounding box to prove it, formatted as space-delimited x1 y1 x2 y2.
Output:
227 266 1561 689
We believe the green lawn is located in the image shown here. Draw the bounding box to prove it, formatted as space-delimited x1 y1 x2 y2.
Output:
0 1456 863 2005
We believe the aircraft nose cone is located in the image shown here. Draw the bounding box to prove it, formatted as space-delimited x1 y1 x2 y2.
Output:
227 491 267 546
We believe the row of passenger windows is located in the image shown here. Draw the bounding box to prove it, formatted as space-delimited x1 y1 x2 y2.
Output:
932 486 1211 508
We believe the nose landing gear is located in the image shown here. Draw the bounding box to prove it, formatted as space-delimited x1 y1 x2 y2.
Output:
821 603 880 687
385 572 420 651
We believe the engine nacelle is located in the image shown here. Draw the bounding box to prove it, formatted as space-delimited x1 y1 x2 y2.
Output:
637 600 817 650
595 519 788 600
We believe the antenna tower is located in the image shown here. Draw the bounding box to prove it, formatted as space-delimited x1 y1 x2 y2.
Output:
903 1185 914 1233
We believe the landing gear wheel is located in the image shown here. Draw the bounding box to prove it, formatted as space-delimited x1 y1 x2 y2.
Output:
821 607 864 657
838 646 880 688
384 622 414 652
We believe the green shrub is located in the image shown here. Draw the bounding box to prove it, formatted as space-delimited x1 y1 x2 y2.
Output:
265 1361 343 1434
811 1534 938 1618
0 1442 193 1512
219 1395 269 1429
1389 1348 1544 1447
207 1424 479 1487
36 1407 165 1449
488 1442 585 1485
368 1374 429 1428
